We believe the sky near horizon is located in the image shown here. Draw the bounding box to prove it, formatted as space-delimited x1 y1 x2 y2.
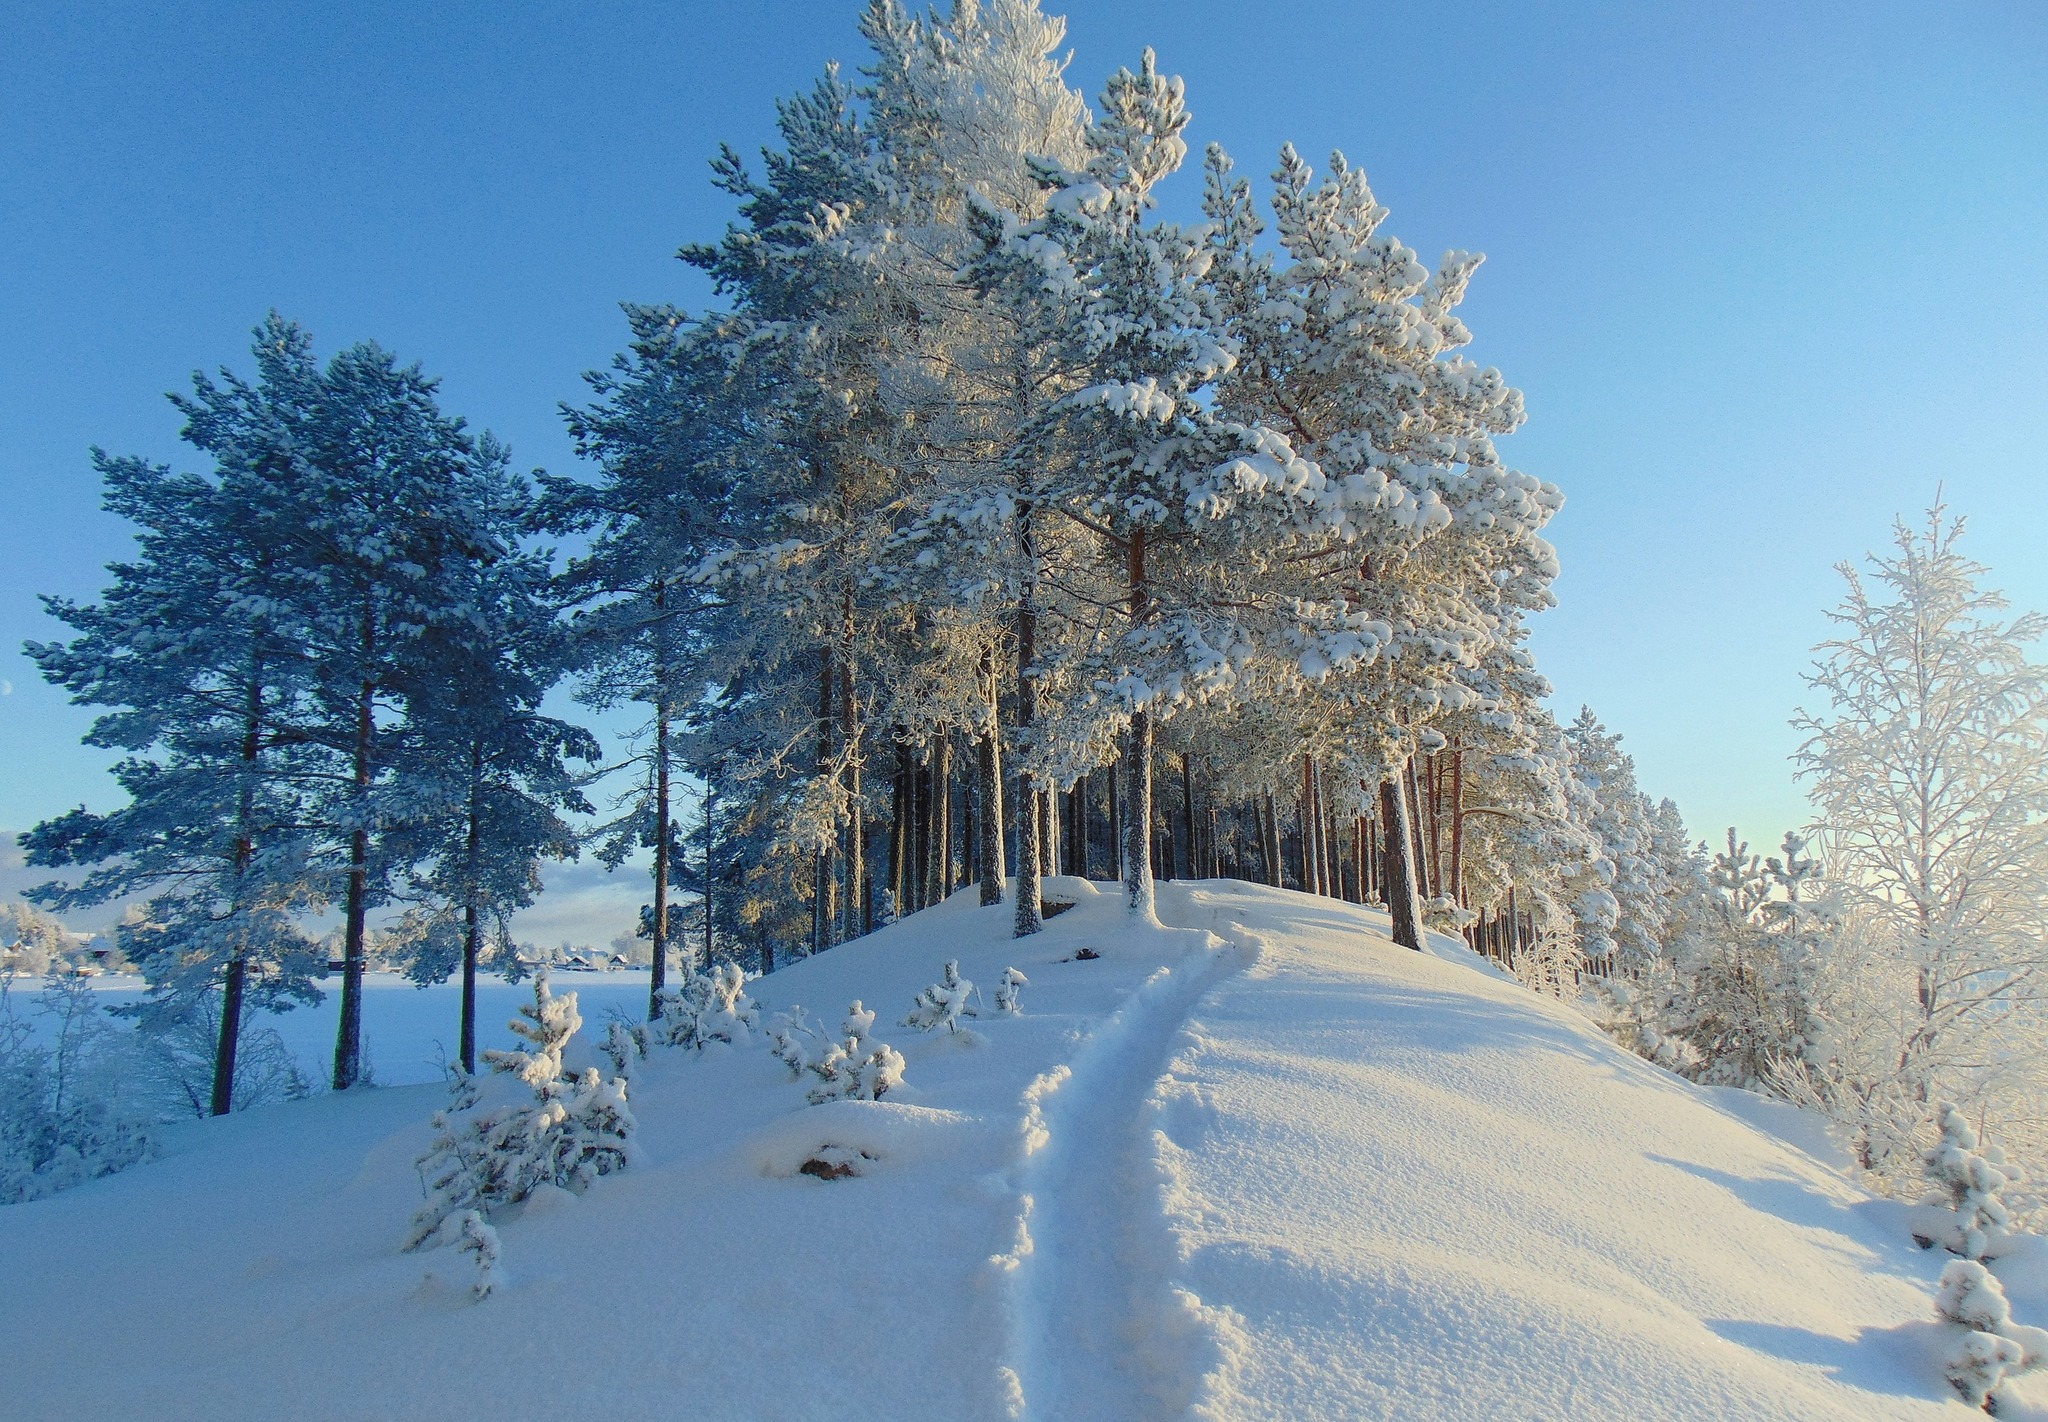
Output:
3 1 2044 938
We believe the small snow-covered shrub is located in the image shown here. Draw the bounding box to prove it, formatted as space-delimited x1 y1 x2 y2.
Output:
1934 1260 2048 1411
404 970 636 1257
1918 1104 2025 1260
653 962 759 1050
904 961 977 1034
601 1018 648 1081
1422 895 1475 934
766 1004 829 1077
993 967 1027 1016
0 972 154 1205
454 1209 504 1300
803 1002 904 1104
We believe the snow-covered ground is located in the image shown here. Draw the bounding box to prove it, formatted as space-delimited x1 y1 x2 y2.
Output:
3 878 2040 1421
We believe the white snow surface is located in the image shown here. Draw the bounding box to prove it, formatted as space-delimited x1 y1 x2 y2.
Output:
4 878 2042 1421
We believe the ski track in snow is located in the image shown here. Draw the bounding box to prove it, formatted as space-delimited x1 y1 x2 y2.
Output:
998 888 1258 1422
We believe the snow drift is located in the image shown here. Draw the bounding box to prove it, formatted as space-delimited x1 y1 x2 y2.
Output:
1 878 2040 1421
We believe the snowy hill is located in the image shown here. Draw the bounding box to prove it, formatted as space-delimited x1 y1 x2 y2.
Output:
4 880 2041 1421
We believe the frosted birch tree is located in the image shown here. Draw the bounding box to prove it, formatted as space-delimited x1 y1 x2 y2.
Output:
1794 505 2048 1172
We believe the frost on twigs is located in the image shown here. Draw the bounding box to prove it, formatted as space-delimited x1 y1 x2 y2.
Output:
993 967 1028 1016
652 962 760 1051
402 970 636 1274
905 960 978 1034
1916 1104 2025 1260
1934 1260 2048 1412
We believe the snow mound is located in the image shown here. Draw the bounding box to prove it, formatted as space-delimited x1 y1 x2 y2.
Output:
1 877 2040 1420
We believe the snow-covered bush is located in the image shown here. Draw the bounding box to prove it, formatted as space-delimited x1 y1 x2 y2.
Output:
121 989 313 1120
766 1004 828 1077
993 967 1027 1016
798 1001 905 1105
0 972 154 1205
904 961 977 1034
403 970 636 1256
653 962 759 1051
454 1209 504 1300
600 1018 648 1081
1916 1104 2025 1260
1934 1259 2048 1411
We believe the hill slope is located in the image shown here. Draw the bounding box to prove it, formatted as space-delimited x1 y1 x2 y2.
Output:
3 879 2040 1420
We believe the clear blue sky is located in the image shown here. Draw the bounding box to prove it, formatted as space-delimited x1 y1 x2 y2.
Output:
4 1 2044 896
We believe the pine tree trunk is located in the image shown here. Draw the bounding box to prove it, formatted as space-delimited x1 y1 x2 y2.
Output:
1014 525 1043 934
705 788 721 957
1403 756 1433 902
1380 772 1423 951
214 674 263 1116
979 656 1006 906
1449 744 1466 907
1122 711 1155 919
840 622 862 943
1121 528 1155 919
214 956 245 1116
334 657 374 1091
813 648 836 952
1107 756 1122 879
460 743 483 1075
655 697 674 999
935 733 954 903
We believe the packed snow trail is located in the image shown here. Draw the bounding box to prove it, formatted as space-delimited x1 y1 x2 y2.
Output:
1000 896 1256 1422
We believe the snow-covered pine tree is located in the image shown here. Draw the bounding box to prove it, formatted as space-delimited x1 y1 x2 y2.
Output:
396 463 597 1073
904 959 977 1033
1794 506 2048 1175
652 961 761 1050
963 52 1328 923
25 318 331 1113
803 1000 905 1103
1201 142 1562 949
549 315 742 1011
1916 1103 2025 1260
1933 1259 2048 1411
994 966 1027 1015
156 318 533 1092
405 970 635 1253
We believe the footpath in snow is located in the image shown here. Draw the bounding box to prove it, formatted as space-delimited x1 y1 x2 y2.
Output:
2 878 2041 1421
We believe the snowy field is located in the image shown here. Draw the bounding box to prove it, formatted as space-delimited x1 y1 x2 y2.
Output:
3 878 2041 1421
30 966 662 1089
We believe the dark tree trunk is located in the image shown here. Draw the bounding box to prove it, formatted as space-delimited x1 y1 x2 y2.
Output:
1403 756 1433 902
812 648 837 953
1015 520 1043 934
979 688 1006 906
1380 772 1423 951
214 957 245 1116
1120 528 1155 919
932 733 954 905
1449 743 1466 908
460 742 483 1074
215 672 263 1116
840 622 862 943
334 650 374 1091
